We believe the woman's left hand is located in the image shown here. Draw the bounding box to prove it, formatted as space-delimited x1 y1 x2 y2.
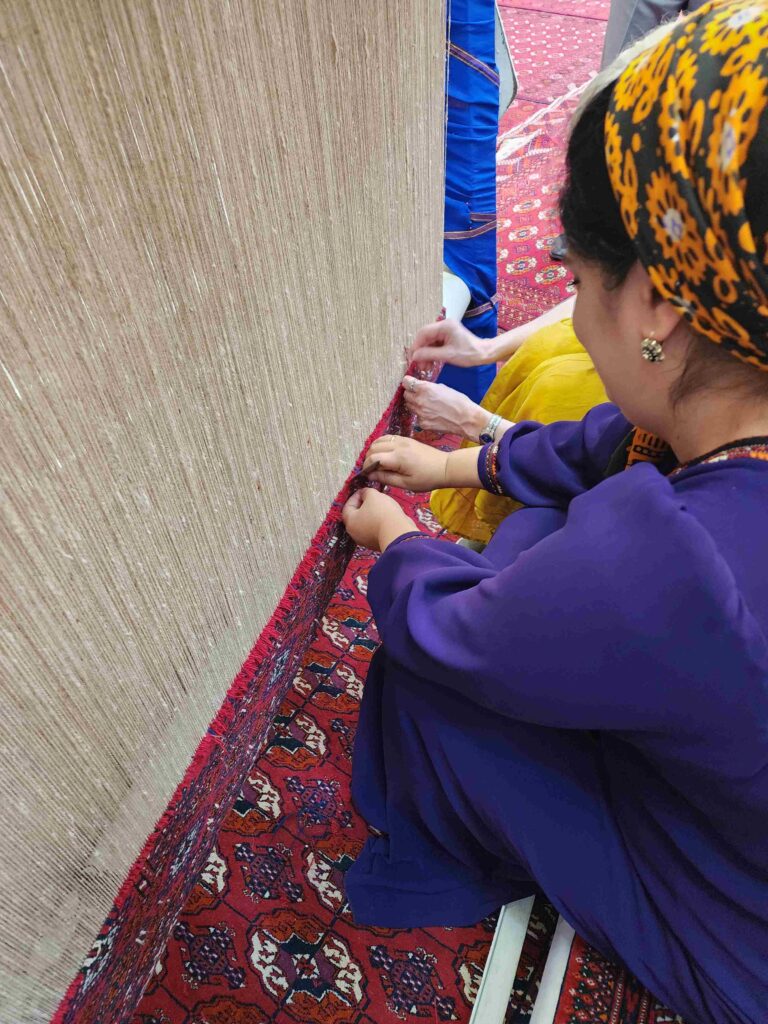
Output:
402 375 483 438
342 488 416 552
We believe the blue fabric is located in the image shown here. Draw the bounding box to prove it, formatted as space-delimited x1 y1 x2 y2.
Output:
346 404 768 1024
437 361 496 405
442 0 499 400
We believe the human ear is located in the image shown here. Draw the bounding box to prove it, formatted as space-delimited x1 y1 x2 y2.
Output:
630 262 683 343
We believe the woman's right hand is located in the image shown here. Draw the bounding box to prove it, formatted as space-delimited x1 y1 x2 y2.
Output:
362 435 449 492
408 318 491 367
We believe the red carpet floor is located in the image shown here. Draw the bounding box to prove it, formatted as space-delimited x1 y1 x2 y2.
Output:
133 4 687 1022
132 469 559 1024
496 0 607 330
497 95 582 331
500 5 607 113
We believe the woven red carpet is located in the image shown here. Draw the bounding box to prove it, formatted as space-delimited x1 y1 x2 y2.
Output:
500 7 607 111
52 385 431 1024
131 472 560 1024
497 94 582 331
129 479 684 1024
555 940 685 1024
498 0 610 23
127 459 683 1024
496 0 607 331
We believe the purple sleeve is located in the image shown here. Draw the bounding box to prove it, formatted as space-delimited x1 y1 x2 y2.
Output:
369 466 754 731
477 402 630 507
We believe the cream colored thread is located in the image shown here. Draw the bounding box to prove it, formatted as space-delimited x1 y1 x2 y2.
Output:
0 2 445 1019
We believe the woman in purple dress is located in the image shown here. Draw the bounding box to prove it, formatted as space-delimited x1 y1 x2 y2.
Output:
342 3 768 1022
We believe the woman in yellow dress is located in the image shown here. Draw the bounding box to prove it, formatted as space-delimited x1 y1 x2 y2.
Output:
404 298 607 542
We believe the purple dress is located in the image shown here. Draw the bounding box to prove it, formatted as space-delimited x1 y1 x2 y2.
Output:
345 404 768 1024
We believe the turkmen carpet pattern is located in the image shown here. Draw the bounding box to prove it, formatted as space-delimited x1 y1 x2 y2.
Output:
132 469 559 1024
496 96 581 332
53 374 437 1024
129 470 684 1024
496 0 608 331
556 941 684 1024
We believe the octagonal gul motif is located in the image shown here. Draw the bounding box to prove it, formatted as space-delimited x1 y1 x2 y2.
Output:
369 945 457 1021
172 922 245 990
249 910 366 1024
233 841 303 904
285 776 350 840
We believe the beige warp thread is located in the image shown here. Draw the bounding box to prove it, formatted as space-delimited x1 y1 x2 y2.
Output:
0 2 445 1019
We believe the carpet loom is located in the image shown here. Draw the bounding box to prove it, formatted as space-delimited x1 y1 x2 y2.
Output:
0 3 444 1020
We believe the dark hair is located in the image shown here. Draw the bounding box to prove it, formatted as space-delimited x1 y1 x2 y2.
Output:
559 82 635 288
559 82 768 405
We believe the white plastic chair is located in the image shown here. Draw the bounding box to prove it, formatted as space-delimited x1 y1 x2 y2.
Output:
469 899 575 1024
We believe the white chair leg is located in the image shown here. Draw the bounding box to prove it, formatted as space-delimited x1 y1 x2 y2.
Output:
470 904 576 1024
528 916 575 1024
469 896 535 1024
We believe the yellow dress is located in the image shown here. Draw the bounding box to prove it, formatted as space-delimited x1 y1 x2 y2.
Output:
430 319 607 543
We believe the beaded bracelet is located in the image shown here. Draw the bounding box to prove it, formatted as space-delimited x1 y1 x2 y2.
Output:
484 441 504 495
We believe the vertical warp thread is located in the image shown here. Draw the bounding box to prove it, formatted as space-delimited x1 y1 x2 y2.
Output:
0 1 445 1019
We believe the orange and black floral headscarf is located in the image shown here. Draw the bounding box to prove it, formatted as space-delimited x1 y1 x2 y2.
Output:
606 0 768 370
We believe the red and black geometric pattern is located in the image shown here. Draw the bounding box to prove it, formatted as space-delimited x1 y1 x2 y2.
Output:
130 476 556 1024
53 372 439 1024
129 488 684 1023
555 936 685 1024
496 0 609 332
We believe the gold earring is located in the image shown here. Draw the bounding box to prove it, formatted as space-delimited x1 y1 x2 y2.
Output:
641 336 664 362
